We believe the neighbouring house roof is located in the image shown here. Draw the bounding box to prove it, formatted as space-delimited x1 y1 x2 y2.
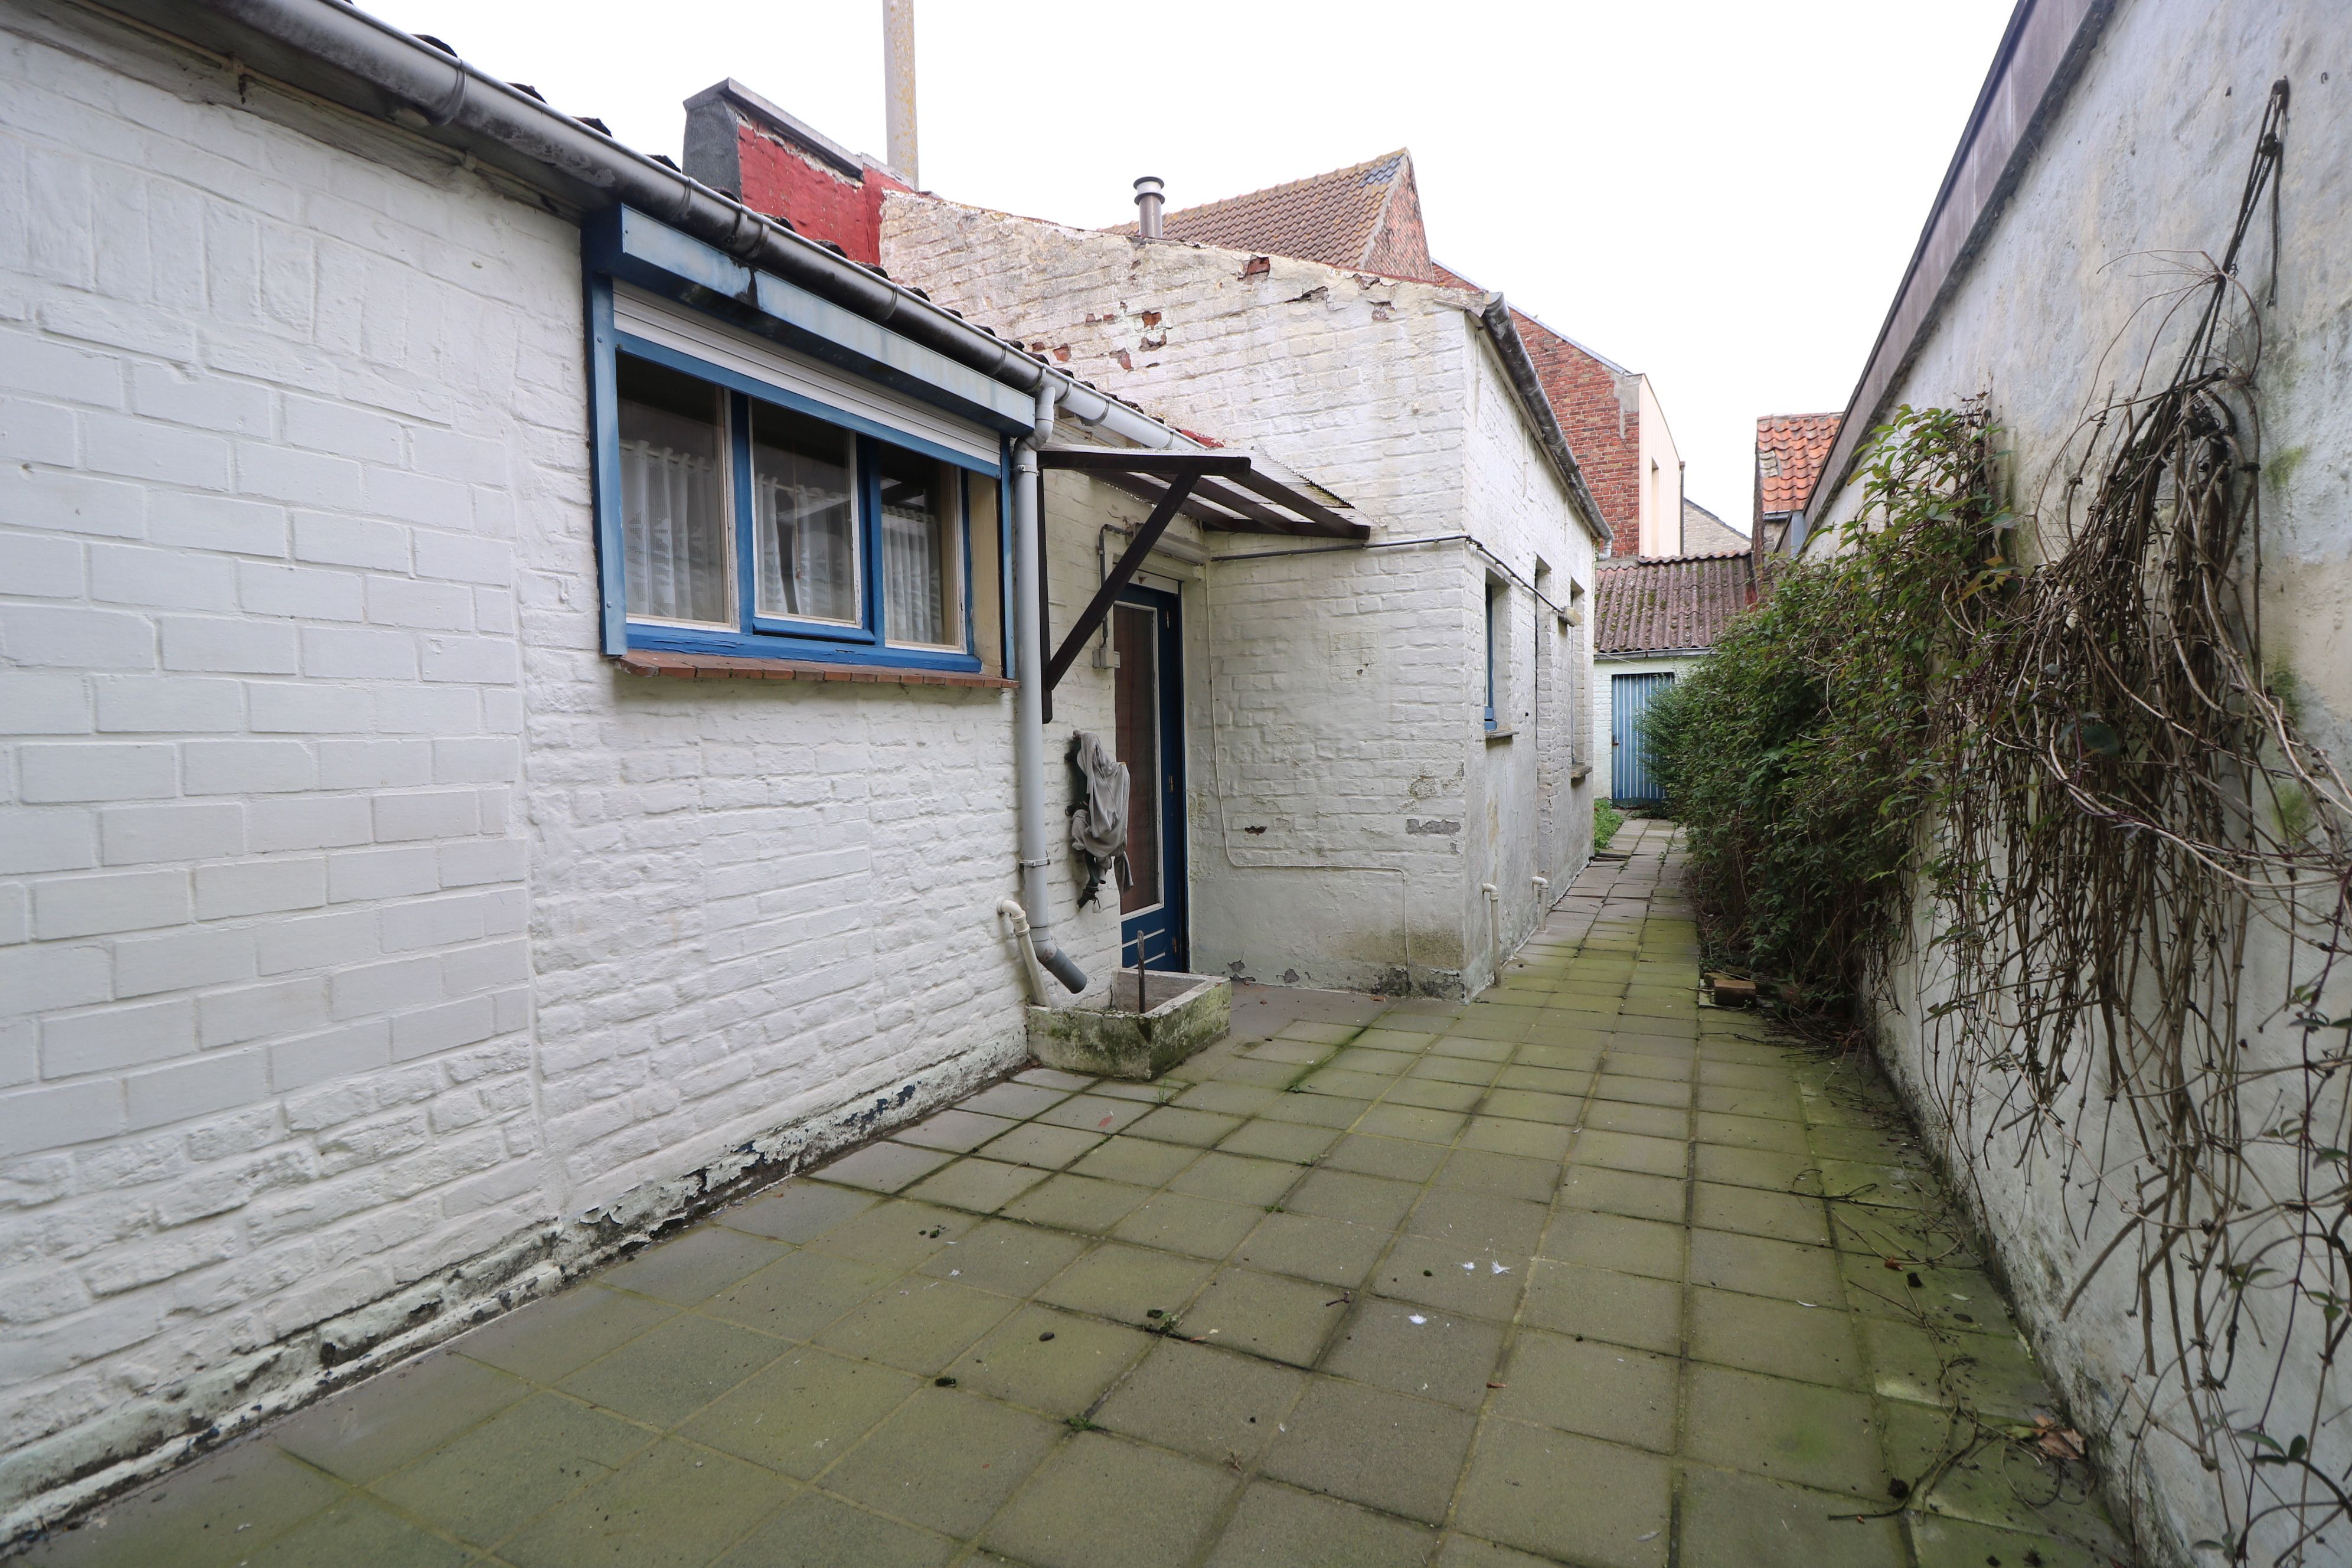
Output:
1114 151 1440 282
1593 551 1759 655
1755 413 1841 517
1681 498 1747 554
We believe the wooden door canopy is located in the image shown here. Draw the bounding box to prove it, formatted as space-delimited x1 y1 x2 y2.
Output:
1035 445 1369 715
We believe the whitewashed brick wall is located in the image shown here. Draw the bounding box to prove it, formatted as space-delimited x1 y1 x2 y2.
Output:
881 199 1596 991
1798 4 2352 1557
0 9 554 1522
0 5 1125 1533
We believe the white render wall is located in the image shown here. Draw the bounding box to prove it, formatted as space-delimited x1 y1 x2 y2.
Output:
882 198 1596 995
1805 2 2352 1560
1632 376 1683 558
0 4 1115 1533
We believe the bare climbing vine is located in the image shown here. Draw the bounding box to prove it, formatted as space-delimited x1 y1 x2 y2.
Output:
1662 83 2350 1562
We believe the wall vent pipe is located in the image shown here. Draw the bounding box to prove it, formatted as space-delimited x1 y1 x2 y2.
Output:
1133 176 1165 240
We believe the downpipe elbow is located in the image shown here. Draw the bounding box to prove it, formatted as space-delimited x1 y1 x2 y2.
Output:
994 899 1087 999
1033 935 1089 995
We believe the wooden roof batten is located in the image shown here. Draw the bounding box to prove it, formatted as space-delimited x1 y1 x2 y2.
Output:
1033 443 1369 720
1038 446 1369 542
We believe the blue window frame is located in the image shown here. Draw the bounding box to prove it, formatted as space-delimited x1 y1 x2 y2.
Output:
1483 583 1500 731
586 277 1007 673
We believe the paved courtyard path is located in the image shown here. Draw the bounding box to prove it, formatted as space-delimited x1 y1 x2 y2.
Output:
26 821 2128 1567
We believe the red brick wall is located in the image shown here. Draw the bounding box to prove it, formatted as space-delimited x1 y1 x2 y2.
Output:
1362 164 1437 283
1514 312 1640 554
733 126 910 268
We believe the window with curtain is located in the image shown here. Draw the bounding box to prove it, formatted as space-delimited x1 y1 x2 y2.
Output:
878 447 960 649
751 401 857 625
618 355 730 626
604 344 984 671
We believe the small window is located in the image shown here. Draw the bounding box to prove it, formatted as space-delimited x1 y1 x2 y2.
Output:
619 357 731 628
602 347 988 672
877 447 962 649
1484 582 1501 731
750 400 858 626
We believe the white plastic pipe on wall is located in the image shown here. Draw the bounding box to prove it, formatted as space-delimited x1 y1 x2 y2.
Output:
995 899 1050 1004
1013 384 1086 993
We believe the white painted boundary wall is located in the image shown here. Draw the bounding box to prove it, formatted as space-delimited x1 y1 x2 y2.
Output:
0 4 1133 1533
1807 2 2352 1559
882 198 1598 995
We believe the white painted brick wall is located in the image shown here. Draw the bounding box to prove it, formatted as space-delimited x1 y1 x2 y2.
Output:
881 198 1596 991
1798 5 2352 1558
0 4 1103 1531
0 6 550 1520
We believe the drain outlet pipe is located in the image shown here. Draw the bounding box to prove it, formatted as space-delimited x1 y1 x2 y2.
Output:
1014 383 1086 994
995 899 1051 1004
1481 882 1501 975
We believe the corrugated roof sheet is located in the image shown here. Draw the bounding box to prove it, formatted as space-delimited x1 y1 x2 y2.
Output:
1592 551 1759 654
1755 412 1840 515
1113 151 1412 273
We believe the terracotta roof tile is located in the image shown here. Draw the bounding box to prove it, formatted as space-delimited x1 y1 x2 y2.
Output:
1755 412 1841 515
1110 151 1435 280
1592 551 1759 655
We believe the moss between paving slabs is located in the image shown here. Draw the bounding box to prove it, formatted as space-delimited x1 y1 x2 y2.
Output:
21 821 2130 1568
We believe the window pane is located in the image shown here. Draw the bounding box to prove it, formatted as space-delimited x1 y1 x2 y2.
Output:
618 355 730 626
750 402 858 624
878 448 961 648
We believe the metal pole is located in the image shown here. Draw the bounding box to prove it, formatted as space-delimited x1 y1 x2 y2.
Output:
883 0 918 187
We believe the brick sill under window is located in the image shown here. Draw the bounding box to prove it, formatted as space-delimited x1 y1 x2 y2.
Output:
615 651 1015 689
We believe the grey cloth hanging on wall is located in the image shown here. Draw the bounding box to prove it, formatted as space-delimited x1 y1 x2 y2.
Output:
1067 731 1131 906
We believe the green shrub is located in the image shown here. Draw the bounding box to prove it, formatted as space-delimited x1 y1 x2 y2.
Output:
1593 798 1624 851
1645 406 1997 1014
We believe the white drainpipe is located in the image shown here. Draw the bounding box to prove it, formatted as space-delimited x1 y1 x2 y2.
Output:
1012 382 1086 993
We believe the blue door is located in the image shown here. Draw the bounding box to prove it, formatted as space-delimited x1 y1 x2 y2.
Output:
1113 587 1188 973
1611 671 1675 804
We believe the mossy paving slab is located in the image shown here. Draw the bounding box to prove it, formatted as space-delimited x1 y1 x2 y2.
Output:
1262 1378 1478 1524
19 1440 346 1568
498 1438 792 1568
675 1347 917 1477
981 1432 1237 1568
272 1351 530 1484
1093 1338 1306 1465
1201 1481 1438 1568
371 1391 651 1547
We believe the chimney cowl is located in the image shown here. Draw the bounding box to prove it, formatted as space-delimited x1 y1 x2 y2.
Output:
1133 175 1165 240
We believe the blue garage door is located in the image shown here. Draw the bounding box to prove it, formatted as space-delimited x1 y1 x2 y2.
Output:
1611 671 1675 804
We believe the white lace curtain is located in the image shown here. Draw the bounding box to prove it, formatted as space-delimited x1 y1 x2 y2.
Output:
755 473 857 623
620 438 727 625
881 464 955 646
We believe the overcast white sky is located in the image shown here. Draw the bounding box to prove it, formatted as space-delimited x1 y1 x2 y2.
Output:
374 0 2016 524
